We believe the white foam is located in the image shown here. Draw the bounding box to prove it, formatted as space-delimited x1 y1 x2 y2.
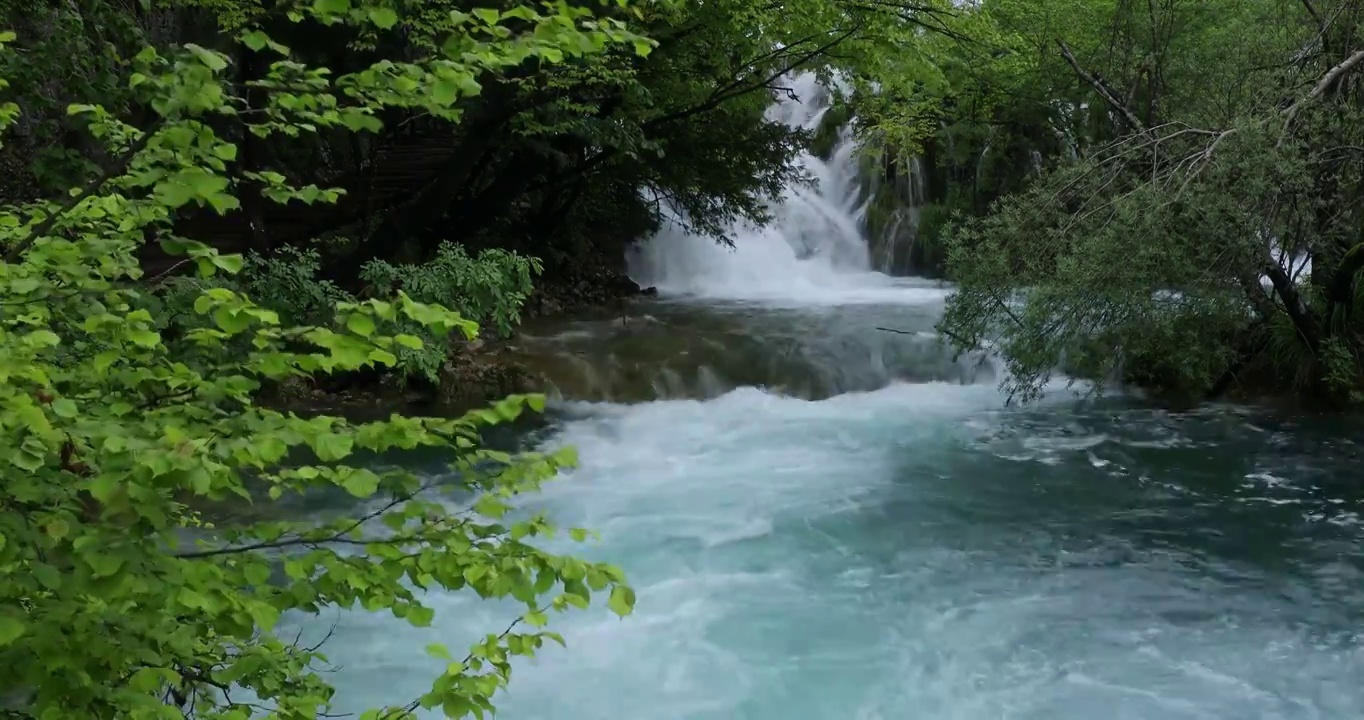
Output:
627 72 949 308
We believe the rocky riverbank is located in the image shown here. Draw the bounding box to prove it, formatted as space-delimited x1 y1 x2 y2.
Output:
264 262 658 418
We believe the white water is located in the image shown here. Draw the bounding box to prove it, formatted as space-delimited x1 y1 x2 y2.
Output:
627 73 947 308
301 75 1364 719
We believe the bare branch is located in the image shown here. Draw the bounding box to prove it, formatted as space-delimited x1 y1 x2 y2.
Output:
1057 39 1146 133
175 481 433 559
1281 49 1364 135
1299 0 1324 29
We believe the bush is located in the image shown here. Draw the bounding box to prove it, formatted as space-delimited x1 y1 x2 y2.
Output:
360 243 542 383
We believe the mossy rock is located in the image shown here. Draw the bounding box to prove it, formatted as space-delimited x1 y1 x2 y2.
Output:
437 353 545 409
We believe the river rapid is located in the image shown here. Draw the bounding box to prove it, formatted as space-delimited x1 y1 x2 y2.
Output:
290 76 1364 719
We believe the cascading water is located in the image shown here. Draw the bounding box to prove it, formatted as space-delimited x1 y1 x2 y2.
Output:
626 73 941 306
866 154 926 276
295 73 1364 720
501 72 982 400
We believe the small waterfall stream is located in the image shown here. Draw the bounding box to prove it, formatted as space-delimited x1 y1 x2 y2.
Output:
628 73 894 301
865 154 926 276
505 72 973 402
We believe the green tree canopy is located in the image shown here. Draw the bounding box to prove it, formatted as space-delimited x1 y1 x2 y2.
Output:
935 0 1364 405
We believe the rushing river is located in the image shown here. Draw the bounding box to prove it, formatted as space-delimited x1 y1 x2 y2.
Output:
293 76 1364 718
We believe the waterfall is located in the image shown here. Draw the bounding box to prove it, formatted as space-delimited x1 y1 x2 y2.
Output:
627 73 940 306
867 154 926 276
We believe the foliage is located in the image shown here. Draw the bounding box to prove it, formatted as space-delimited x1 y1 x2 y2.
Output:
2 0 979 295
245 247 355 328
255 0 971 270
0 0 149 196
844 0 1319 274
936 0 1364 404
361 243 542 382
613 0 962 239
0 3 649 718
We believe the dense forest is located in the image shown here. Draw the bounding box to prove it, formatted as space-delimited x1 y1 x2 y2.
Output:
1 0 1362 717
932 0 1364 408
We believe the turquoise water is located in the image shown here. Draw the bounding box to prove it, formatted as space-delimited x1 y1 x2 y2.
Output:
288 73 1364 716
295 295 1364 720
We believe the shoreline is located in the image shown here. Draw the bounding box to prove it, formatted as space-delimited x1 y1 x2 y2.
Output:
262 266 657 418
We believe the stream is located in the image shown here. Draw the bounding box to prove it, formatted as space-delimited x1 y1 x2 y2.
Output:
289 76 1364 718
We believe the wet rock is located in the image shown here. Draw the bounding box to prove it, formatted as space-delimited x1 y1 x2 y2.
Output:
525 258 656 320
436 351 545 409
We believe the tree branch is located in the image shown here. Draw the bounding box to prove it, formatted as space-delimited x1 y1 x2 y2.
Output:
1056 39 1146 134
175 483 431 559
1281 49 1364 135
1299 0 1325 31
1264 258 1323 353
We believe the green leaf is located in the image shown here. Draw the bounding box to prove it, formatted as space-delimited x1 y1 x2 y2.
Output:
212 307 251 334
431 77 460 106
0 615 27 646
247 601 281 631
312 433 354 462
607 586 636 617
23 330 60 348
473 495 508 519
462 565 487 584
9 277 39 294
313 0 349 14
394 334 424 349
49 398 77 418
241 30 270 51
369 6 399 28
187 44 228 71
426 643 452 660
346 313 376 337
213 143 239 161
44 518 70 540
86 554 125 578
13 448 45 472
127 328 161 348
340 468 380 497
406 605 435 627
339 109 384 132
243 562 272 586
